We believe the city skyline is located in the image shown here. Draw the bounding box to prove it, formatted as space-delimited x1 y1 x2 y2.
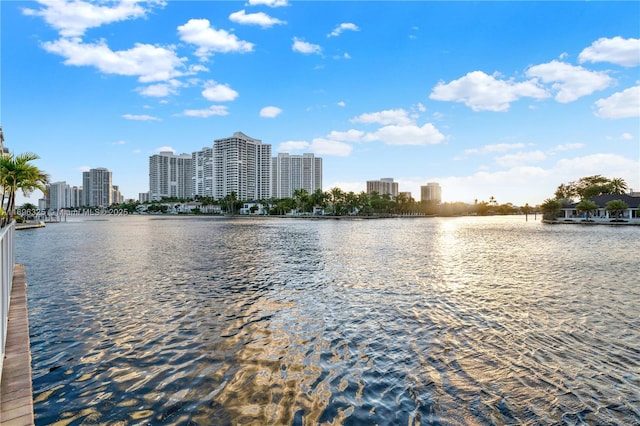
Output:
2 1 639 207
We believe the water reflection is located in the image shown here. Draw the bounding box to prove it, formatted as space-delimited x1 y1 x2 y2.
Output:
16 215 640 424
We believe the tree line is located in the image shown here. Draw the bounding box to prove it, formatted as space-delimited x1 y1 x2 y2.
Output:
110 188 537 218
540 175 631 221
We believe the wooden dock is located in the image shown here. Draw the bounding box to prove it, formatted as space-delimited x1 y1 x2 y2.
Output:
0 264 35 425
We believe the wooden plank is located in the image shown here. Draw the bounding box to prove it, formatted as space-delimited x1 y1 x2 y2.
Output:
0 264 34 426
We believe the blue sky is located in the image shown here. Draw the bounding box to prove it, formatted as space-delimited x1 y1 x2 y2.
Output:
2 0 639 206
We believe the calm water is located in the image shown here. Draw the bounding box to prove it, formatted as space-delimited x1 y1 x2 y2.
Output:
16 215 640 425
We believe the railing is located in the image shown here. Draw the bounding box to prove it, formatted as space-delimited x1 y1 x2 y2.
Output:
0 220 16 380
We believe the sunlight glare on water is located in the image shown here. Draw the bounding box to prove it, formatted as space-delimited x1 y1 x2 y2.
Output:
16 215 640 425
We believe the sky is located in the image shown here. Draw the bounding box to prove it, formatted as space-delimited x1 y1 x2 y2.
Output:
2 0 639 207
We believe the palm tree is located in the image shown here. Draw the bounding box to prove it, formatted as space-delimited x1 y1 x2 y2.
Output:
292 188 310 214
608 178 628 195
0 152 48 227
329 187 345 215
540 198 561 221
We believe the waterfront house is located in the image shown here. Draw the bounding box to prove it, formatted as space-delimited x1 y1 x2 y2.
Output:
560 193 640 221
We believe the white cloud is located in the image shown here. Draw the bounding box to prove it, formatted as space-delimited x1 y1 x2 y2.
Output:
137 79 183 97
177 18 254 60
43 37 187 83
526 60 613 103
326 129 364 143
464 143 526 155
554 153 638 182
413 152 638 206
122 113 160 121
309 138 352 156
22 0 158 37
351 109 413 125
229 10 285 27
430 71 549 112
337 101 346 107
594 85 640 119
260 106 282 118
621 132 634 140
111 140 126 145
155 146 175 154
278 140 309 151
247 0 288 7
328 23 359 37
202 80 239 102
363 123 446 146
182 105 229 118
552 143 584 152
292 37 321 55
78 165 91 172
495 150 546 168
579 37 640 67
277 138 352 156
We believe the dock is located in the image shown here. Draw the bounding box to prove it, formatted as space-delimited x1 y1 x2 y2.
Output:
15 223 45 231
0 265 35 425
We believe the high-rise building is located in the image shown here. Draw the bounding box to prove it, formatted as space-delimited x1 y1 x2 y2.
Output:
83 167 113 207
213 132 271 200
366 178 399 198
69 186 82 208
421 182 442 203
271 153 322 198
192 147 213 198
48 181 71 210
112 185 124 204
149 151 193 201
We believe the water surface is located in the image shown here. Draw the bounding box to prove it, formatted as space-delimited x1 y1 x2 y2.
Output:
16 215 640 424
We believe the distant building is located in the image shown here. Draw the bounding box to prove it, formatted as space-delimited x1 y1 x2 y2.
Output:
83 167 113 207
421 182 442 203
112 185 124 204
48 181 71 210
139 192 150 203
399 191 412 201
192 147 214 198
272 153 322 199
149 151 193 201
69 186 82 208
366 178 399 198
213 132 271 200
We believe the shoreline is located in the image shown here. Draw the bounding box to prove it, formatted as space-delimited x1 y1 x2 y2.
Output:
542 219 640 226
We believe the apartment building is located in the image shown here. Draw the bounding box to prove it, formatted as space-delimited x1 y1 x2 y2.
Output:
213 132 271 200
421 182 442 203
149 151 193 201
271 153 322 198
192 147 213 198
366 178 399 198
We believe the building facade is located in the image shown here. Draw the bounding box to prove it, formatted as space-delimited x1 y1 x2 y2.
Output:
149 151 193 201
192 147 213 198
69 186 82 208
366 178 399 198
213 132 271 200
83 167 113 207
48 181 70 210
421 182 442 203
271 153 322 198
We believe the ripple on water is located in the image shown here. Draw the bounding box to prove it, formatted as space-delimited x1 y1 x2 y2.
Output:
16 216 640 424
